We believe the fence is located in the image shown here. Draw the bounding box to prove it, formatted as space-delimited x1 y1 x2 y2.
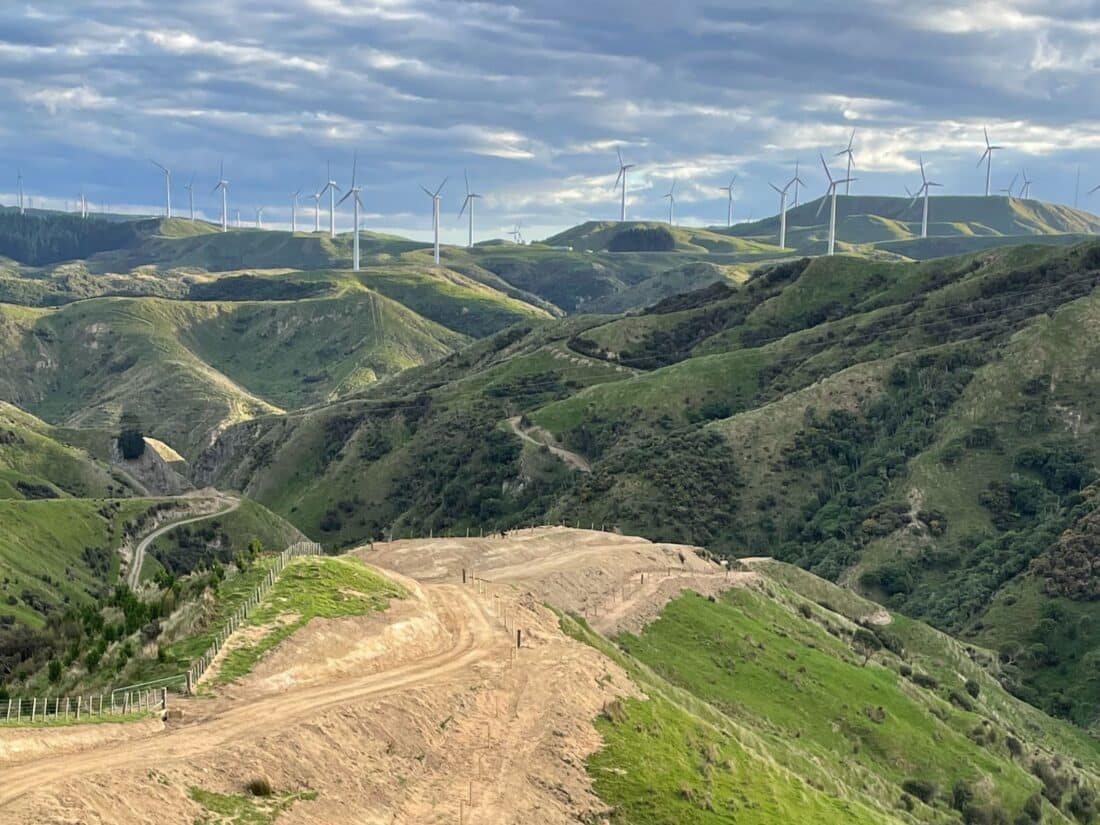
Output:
185 541 323 692
3 688 168 724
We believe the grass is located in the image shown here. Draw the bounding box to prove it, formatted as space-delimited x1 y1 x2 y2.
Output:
189 786 317 825
0 710 152 728
212 556 404 684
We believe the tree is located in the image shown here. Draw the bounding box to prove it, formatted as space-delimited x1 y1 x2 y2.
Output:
118 410 145 460
852 628 883 666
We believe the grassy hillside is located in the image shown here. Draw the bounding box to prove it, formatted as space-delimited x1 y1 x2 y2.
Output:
193 240 1100 729
566 561 1100 823
0 402 136 499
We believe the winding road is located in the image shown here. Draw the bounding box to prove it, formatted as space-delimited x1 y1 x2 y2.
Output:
126 495 241 589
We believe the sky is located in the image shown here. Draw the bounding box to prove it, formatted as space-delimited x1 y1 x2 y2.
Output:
1 0 1099 243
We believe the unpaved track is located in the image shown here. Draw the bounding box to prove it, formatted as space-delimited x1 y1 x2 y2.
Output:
0 584 495 812
507 416 591 472
126 495 240 589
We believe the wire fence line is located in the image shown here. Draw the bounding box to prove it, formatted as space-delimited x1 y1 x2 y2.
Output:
185 540 323 693
3 688 168 725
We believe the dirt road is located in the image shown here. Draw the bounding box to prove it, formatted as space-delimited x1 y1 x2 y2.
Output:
126 495 240 589
507 416 591 472
1 529 743 823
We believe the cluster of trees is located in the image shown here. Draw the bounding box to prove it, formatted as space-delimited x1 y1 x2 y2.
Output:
0 212 144 265
607 226 676 252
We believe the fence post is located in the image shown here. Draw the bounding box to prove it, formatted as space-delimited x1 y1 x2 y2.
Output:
5 697 11 721
76 696 82 720
31 697 37 722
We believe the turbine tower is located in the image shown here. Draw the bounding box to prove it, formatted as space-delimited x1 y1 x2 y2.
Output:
770 179 794 250
817 154 855 256
720 175 737 228
151 161 172 218
184 174 195 221
908 155 942 239
835 130 855 195
212 161 229 232
290 190 301 233
255 206 265 229
978 127 1003 197
664 179 676 226
509 224 524 244
1020 170 1033 200
320 162 341 239
458 170 481 249
999 174 1018 199
337 154 364 272
235 209 241 228
16 172 24 215
420 178 447 265
792 160 803 207
311 192 321 232
613 149 635 222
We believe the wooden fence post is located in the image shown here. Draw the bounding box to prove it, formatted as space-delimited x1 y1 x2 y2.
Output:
31 697 37 722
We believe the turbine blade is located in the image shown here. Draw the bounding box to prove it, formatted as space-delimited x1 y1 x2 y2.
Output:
819 153 832 183
434 177 448 196
420 185 433 197
815 194 829 218
337 189 353 205
464 168 470 194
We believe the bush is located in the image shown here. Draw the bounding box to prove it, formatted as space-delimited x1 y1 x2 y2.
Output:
910 672 939 689
901 778 937 804
607 226 676 252
245 777 273 797
965 678 981 698
118 411 145 460
47 658 62 683
950 690 976 712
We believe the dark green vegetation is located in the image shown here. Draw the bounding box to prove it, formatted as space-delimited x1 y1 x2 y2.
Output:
569 563 1100 824
189 784 317 825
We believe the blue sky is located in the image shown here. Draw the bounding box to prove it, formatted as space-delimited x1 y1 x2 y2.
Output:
1 0 1099 242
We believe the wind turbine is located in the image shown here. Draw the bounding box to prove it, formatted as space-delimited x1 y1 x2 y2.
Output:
908 155 942 239
999 173 1018 198
150 161 172 218
978 127 1003 197
720 175 737 227
311 192 321 232
792 160 803 207
235 209 241 228
290 190 300 232
835 130 856 195
458 170 481 249
184 174 195 220
613 148 635 222
320 162 341 239
1019 170 1033 200
664 179 676 226
337 154 364 272
508 224 524 244
212 161 229 232
16 172 24 215
1090 182 1100 198
770 179 794 250
255 206 265 229
817 153 855 256
420 178 447 264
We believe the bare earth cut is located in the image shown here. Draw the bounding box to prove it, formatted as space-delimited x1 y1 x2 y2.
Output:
0 528 753 824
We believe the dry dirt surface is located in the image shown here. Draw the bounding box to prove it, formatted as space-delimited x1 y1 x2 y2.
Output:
1 530 763 824
364 526 758 636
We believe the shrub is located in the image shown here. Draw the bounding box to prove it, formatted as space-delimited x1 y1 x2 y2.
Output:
911 672 939 689
965 678 981 698
245 777 273 797
950 690 976 712
47 658 62 683
901 778 937 804
118 411 145 460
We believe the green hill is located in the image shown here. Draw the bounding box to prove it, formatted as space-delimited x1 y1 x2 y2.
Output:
193 240 1100 728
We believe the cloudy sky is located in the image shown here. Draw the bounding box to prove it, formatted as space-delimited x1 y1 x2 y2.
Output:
1 0 1099 242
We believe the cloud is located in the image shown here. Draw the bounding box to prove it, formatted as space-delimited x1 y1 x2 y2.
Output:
0 0 1097 239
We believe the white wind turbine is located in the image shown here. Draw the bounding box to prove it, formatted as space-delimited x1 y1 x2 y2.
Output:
613 148 635 222
770 179 795 250
337 154 364 272
999 173 1018 199
508 224 524 244
1019 169 1033 200
311 192 321 232
664 179 677 226
817 153 855 256
835 130 855 195
184 174 195 221
212 161 229 232
16 172 24 215
420 178 447 264
320 162 341 239
255 206 265 229
150 160 172 218
235 209 241 228
909 155 942 240
978 127 1003 197
458 170 481 249
290 190 301 232
720 175 737 227
792 160 803 207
